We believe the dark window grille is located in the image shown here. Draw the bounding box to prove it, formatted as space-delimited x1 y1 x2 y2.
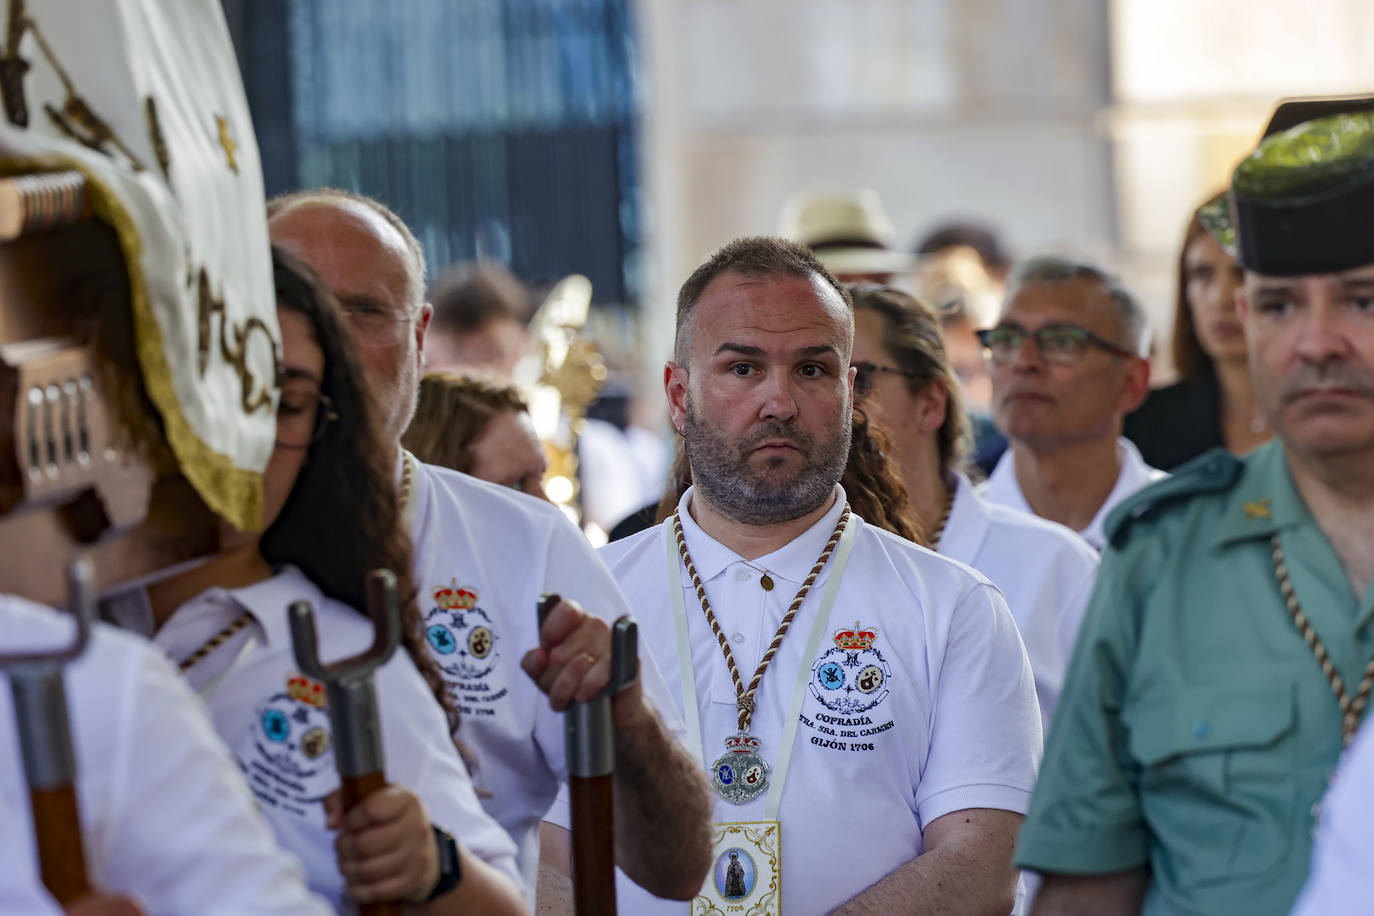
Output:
227 0 642 303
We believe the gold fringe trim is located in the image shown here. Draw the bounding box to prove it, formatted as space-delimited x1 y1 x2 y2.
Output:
0 152 265 530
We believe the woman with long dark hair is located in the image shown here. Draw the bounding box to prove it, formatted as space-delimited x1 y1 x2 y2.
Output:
107 249 526 914
1124 196 1272 469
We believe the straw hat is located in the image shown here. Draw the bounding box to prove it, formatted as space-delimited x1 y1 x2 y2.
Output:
778 189 917 277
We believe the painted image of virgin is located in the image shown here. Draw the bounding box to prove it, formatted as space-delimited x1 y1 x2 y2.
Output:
715 847 756 901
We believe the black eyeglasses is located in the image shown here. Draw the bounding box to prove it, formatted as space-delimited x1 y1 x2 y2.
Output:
852 361 923 398
276 390 339 449
976 323 1137 366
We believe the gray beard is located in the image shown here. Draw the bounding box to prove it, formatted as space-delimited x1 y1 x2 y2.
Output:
683 399 850 526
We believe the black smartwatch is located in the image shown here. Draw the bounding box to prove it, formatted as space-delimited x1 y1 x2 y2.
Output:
425 825 463 901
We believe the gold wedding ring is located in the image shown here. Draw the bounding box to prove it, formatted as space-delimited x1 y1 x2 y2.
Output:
579 651 598 666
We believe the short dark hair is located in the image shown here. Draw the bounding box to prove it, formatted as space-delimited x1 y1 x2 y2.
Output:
914 221 1011 271
674 236 850 361
428 263 533 335
1004 255 1150 356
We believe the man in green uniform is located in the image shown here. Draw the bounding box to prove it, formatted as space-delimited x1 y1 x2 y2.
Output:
1016 96 1374 915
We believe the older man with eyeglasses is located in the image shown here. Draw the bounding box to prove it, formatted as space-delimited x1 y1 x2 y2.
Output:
978 256 1166 549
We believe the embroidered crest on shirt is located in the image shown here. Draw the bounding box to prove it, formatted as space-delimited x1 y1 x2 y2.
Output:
234 673 336 823
799 622 896 753
424 580 508 718
809 622 892 715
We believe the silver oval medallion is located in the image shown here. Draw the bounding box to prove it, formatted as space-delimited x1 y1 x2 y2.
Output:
710 745 770 805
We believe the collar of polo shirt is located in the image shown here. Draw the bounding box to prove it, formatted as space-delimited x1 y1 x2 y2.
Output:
211 564 324 648
937 473 991 564
673 485 850 587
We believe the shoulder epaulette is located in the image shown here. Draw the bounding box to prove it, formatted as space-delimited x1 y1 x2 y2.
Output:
1104 448 1243 547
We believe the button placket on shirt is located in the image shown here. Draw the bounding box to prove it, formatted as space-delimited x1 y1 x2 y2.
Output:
708 563 770 707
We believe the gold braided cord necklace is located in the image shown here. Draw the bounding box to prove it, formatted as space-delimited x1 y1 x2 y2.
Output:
927 485 956 552
672 503 851 733
177 612 254 673
1271 533 1374 745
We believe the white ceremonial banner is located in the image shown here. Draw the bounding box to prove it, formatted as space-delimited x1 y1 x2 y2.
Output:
0 0 277 531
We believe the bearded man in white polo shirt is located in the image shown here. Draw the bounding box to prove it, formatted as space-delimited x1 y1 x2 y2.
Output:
266 188 713 905
572 236 1041 915
979 256 1166 550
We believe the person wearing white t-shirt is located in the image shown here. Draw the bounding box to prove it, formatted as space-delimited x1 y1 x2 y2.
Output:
106 252 528 914
266 189 715 905
846 283 1099 724
547 236 1042 914
1291 716 1374 915
976 256 1167 551
1 596 333 916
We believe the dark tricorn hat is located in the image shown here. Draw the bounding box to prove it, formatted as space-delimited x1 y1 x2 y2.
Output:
1261 95 1374 138
1212 94 1374 276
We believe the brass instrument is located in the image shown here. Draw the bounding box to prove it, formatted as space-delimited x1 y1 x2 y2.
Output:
521 274 607 533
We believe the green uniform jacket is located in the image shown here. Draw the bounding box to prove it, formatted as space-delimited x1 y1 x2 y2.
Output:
1015 440 1374 915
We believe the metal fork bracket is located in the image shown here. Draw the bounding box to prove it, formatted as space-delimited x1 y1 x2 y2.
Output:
1 558 94 791
565 615 639 780
288 569 401 779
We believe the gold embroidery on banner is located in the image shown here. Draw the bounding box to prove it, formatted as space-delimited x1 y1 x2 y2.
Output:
23 14 145 171
197 269 222 377
197 268 279 414
215 114 238 173
145 96 170 181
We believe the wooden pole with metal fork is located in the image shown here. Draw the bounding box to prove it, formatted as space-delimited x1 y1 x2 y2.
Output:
538 594 639 916
1 557 96 906
289 569 403 916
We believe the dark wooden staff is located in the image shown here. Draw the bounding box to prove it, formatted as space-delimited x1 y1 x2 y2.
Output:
538 594 638 916
289 568 402 916
1 556 95 905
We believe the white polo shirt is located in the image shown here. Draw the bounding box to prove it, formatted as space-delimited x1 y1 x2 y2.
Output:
1 595 332 916
106 565 519 911
981 437 1167 550
939 472 1099 726
555 486 1041 915
406 458 685 901
1291 717 1374 915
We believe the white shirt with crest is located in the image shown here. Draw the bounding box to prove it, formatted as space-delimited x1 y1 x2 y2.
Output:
405 458 685 902
106 565 519 912
560 486 1042 916
980 437 1168 550
1 594 333 915
940 472 1099 726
